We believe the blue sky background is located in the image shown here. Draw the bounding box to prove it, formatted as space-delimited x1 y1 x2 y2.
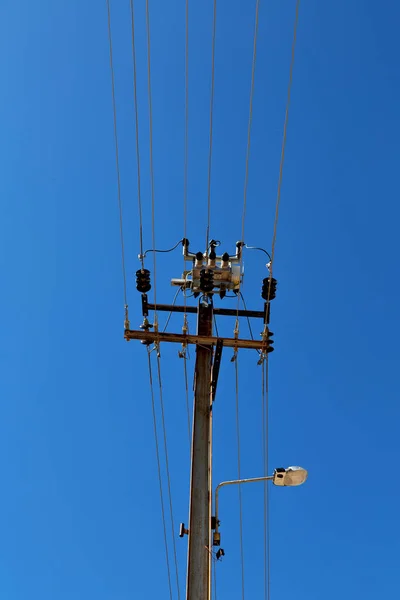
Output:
1 0 400 598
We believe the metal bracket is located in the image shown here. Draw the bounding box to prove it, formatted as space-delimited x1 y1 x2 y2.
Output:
145 302 264 319
211 339 224 402
141 293 149 318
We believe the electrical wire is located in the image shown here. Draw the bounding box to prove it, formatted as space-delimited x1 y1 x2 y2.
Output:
146 348 173 600
162 288 182 333
213 314 220 338
235 0 261 328
129 0 144 268
262 358 270 600
260 6 301 597
156 355 181 600
235 359 245 599
205 0 217 251
145 0 158 314
244 245 272 262
141 239 184 259
106 0 128 307
214 555 218 600
239 292 255 342
270 0 301 272
183 0 189 316
240 0 260 248
183 352 191 451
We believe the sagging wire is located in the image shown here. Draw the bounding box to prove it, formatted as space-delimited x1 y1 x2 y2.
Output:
205 0 217 252
235 0 261 335
244 245 272 262
269 0 301 274
139 238 184 261
162 288 182 334
156 354 181 599
183 0 189 319
234 357 245 600
178 301 191 451
261 357 270 600
106 0 129 322
145 0 158 323
146 348 173 600
129 0 144 270
182 349 191 452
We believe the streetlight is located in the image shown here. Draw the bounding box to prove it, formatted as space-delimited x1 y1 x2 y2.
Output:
212 466 308 548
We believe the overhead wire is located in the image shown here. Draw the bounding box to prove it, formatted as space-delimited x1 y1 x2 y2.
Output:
183 351 191 452
162 288 182 333
129 0 144 268
235 0 261 328
270 0 301 271
156 355 181 599
146 348 173 600
145 0 158 316
235 359 245 599
142 239 184 259
262 358 270 600
261 5 301 599
205 0 217 251
240 0 260 250
106 0 128 307
183 0 189 316
214 555 218 599
231 7 262 595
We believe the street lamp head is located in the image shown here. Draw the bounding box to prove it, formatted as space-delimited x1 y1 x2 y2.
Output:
273 466 308 487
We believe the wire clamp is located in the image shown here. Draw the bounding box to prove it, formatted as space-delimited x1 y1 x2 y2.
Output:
231 319 239 362
124 305 130 331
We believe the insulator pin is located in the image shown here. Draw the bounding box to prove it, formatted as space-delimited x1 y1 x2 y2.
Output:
136 268 151 293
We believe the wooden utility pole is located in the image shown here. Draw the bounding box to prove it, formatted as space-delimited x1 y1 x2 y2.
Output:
129 239 275 600
186 299 213 600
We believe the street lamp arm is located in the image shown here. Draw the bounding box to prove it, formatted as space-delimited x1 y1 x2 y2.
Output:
214 475 274 533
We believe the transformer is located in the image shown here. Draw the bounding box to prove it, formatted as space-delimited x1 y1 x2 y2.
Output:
171 239 244 296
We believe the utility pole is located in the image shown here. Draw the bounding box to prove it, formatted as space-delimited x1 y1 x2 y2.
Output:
128 238 275 600
186 298 213 600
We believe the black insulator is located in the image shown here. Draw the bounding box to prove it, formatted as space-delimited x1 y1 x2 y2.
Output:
199 268 214 293
196 251 204 261
182 238 189 248
261 277 277 301
209 248 216 260
222 252 229 262
136 268 151 293
266 330 274 353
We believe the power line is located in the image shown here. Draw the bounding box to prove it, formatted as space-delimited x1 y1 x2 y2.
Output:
183 0 189 316
205 0 217 251
145 0 158 313
260 6 301 595
236 0 261 326
183 352 191 452
262 358 270 600
240 0 261 247
156 355 181 599
270 0 301 270
184 0 189 248
129 0 144 267
235 358 245 599
214 556 218 599
146 348 173 600
106 0 128 307
162 288 182 333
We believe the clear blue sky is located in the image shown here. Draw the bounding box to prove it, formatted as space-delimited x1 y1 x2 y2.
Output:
1 0 400 598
